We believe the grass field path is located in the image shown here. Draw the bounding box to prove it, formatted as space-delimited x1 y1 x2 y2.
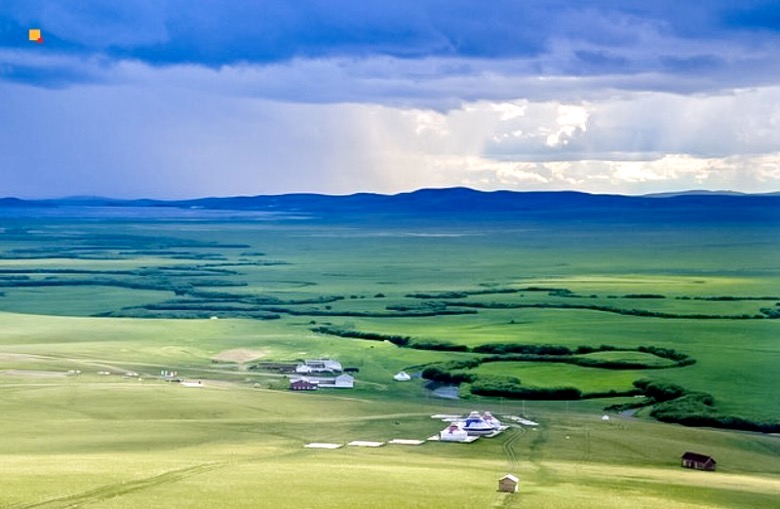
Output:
4 462 227 509
501 426 524 469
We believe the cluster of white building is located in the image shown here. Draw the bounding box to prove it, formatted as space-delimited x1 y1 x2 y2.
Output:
290 358 354 390
438 411 505 442
294 359 343 374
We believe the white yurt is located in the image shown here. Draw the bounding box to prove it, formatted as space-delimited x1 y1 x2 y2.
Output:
482 411 501 430
463 411 495 435
439 423 469 442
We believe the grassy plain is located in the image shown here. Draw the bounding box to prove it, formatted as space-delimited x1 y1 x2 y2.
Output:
0 210 778 507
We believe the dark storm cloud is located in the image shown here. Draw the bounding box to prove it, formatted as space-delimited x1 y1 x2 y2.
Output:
2 1 780 87
2 1 780 199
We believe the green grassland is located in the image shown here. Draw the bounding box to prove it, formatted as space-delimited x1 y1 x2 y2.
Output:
0 214 778 507
0 313 779 509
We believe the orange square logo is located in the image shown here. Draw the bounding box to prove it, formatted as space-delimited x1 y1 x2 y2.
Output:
29 29 42 42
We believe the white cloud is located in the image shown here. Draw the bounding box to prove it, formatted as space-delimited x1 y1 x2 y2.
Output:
3 58 780 199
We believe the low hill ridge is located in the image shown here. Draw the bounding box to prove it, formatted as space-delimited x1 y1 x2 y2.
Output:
1 188 778 224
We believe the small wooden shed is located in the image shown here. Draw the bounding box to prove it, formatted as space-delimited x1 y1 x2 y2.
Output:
681 452 716 471
498 474 519 493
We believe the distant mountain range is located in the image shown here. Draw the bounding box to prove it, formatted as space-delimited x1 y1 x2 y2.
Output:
643 190 780 198
1 188 778 224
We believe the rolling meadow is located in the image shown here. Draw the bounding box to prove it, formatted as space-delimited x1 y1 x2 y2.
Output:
0 192 778 508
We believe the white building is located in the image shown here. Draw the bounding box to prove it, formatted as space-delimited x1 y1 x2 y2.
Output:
393 371 411 381
333 374 354 388
297 359 343 373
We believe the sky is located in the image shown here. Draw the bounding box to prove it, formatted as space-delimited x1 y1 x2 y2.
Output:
2 1 780 199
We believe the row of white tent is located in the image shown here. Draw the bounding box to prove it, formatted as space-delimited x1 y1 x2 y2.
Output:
440 411 504 442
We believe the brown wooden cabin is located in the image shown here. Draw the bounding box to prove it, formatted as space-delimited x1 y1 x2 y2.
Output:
290 379 319 391
498 474 519 493
681 452 716 471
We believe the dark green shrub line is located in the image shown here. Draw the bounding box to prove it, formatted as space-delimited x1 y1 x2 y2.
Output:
478 354 682 370
636 345 691 362
409 286 586 299
547 289 580 298
179 279 248 288
119 251 230 258
652 411 780 433
259 306 476 318
238 295 342 306
441 372 635 401
405 286 573 299
643 385 780 433
438 372 780 432
312 326 473 351
406 291 470 299
0 268 137 275
441 301 771 319
0 253 125 260
0 278 254 300
605 380 780 433
582 388 642 399
185 290 252 300
407 340 469 352
183 290 339 306
0 266 244 287
0 279 169 290
474 343 585 355
418 356 700 403
168 254 229 261
312 325 694 367
110 293 404 320
200 261 292 267
386 303 448 312
142 304 264 312
143 266 241 275
632 379 688 402
311 326 411 346
95 309 281 320
760 307 780 318
469 375 583 400
678 295 780 301
421 364 478 385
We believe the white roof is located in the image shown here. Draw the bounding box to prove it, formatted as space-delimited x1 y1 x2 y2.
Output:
305 359 342 369
305 443 342 449
500 474 519 482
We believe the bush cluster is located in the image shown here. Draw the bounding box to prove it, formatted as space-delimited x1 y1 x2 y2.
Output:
409 339 469 352
469 375 582 400
310 326 411 346
473 343 573 355
442 301 769 320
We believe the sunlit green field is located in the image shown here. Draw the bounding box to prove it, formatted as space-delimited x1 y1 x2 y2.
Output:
0 211 778 507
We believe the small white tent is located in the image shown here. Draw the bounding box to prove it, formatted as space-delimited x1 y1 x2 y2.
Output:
393 371 411 381
439 423 469 442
